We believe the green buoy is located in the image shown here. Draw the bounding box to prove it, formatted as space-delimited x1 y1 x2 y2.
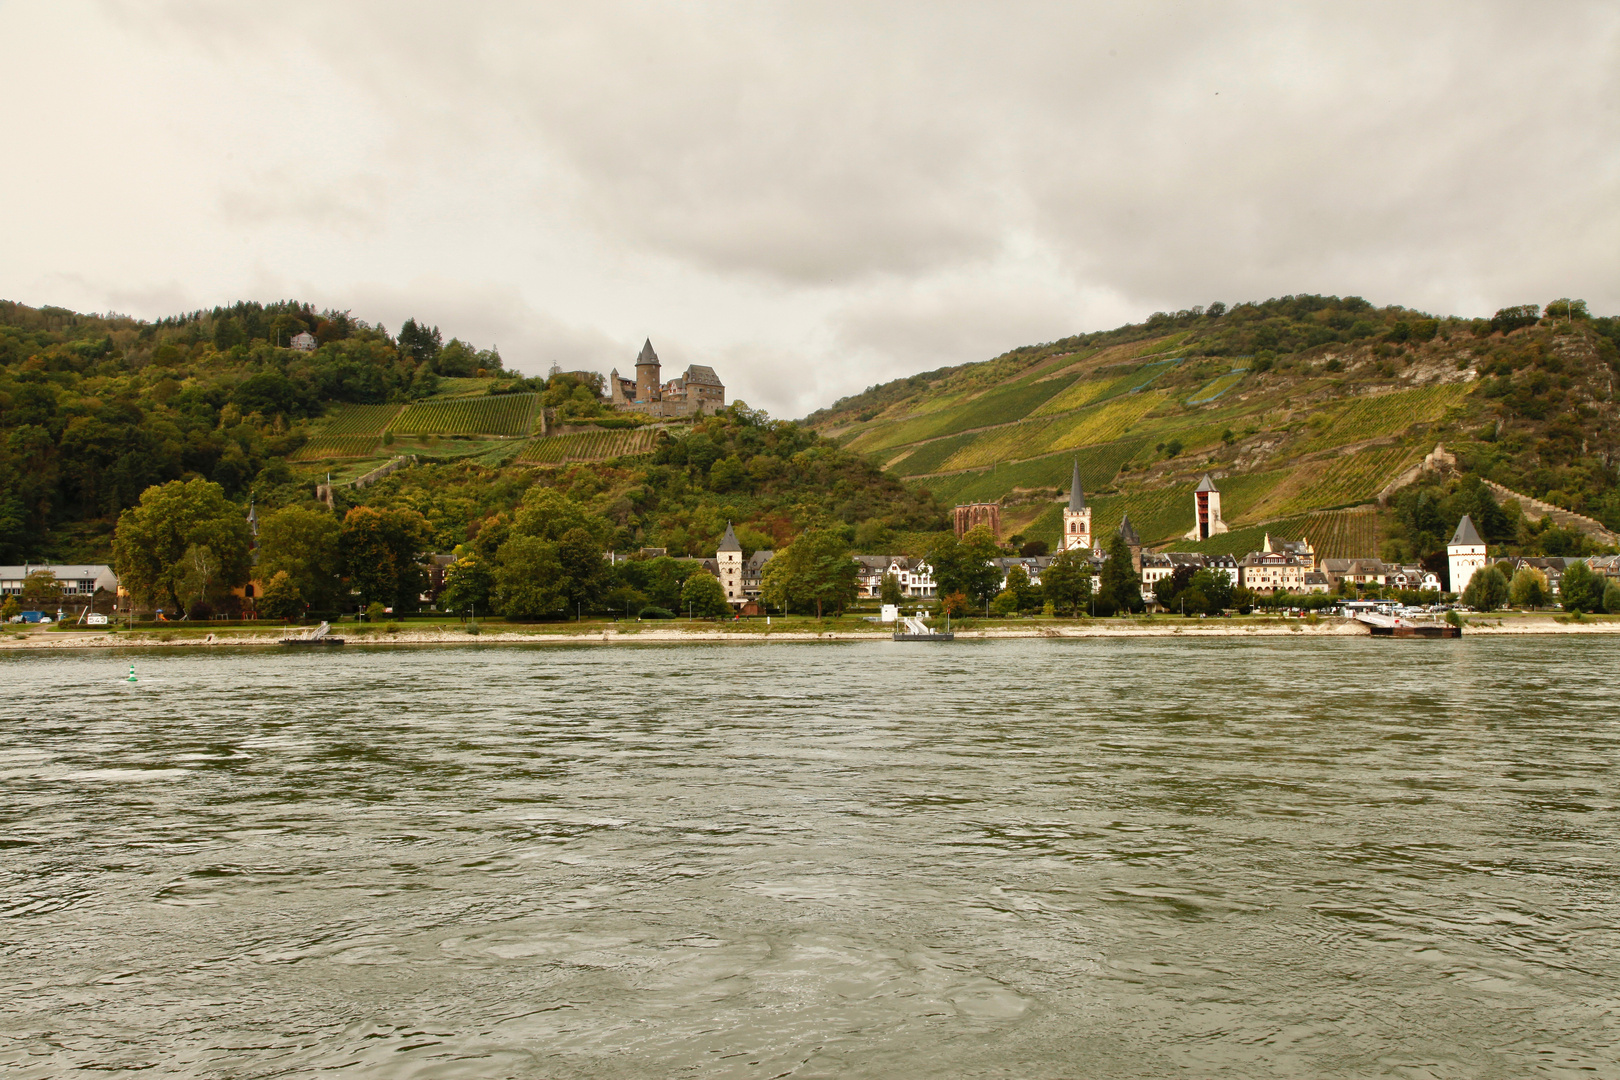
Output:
127 662 137 683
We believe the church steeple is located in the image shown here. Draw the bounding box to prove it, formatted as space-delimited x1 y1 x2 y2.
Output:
1060 458 1092 553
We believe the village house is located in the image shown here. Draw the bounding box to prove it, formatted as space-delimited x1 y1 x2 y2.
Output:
1238 550 1308 594
992 556 1055 591
1140 551 1206 595
1262 532 1316 571
1320 557 1390 588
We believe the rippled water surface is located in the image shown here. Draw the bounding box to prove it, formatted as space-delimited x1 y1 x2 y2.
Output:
4 637 1620 1077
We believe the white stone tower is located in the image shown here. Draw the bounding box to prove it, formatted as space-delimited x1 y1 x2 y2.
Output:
1185 473 1227 541
717 521 744 605
1447 514 1486 596
1061 458 1092 552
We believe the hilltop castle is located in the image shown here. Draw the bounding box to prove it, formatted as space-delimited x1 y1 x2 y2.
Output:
608 339 725 418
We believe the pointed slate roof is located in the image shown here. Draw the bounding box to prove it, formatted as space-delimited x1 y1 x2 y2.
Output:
1449 514 1484 547
1117 513 1140 546
1195 473 1219 493
717 521 742 552
1068 458 1086 511
636 339 659 366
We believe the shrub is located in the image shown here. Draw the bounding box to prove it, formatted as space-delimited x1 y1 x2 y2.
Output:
1559 561 1605 613
639 605 676 619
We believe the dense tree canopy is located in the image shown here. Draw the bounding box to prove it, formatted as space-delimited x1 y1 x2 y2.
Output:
112 479 252 613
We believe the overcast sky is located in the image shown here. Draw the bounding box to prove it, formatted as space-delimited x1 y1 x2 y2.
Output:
3 2 1616 417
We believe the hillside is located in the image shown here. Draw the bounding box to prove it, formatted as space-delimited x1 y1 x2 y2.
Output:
0 299 939 564
807 296 1620 562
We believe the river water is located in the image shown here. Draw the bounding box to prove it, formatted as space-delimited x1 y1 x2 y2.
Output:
3 637 1618 1078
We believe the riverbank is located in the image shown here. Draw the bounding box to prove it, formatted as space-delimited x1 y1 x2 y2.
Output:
4 614 1618 650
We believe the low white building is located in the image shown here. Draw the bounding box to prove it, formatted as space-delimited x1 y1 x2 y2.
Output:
1 564 119 599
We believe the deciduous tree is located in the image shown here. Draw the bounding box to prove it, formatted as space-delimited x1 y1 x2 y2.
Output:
20 570 62 609
1558 560 1604 613
1041 549 1094 616
926 527 1000 608
680 570 731 617
112 479 252 613
879 572 903 606
438 553 494 615
1508 565 1548 608
257 570 304 620
257 506 341 608
493 535 566 619
1462 565 1509 611
760 526 859 617
339 505 432 611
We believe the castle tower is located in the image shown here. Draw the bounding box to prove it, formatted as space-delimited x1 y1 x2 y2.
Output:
634 339 661 403
1447 514 1486 596
1186 473 1227 541
1061 458 1092 552
717 521 744 605
1118 513 1143 573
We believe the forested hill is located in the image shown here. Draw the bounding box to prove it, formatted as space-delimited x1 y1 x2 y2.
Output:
808 296 1620 564
0 299 940 564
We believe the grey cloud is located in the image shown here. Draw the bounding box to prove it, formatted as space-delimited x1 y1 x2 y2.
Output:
218 171 390 236
36 3 1620 417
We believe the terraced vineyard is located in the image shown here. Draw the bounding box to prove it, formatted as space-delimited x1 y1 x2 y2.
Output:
519 428 657 464
1177 507 1381 562
290 435 380 462
1040 392 1167 454
393 394 539 436
889 431 981 476
1186 368 1247 405
920 438 1148 506
322 403 402 436
935 417 1063 471
1240 446 1421 521
1305 383 1471 451
844 373 1081 454
1028 378 1113 417
430 377 497 397
1302 507 1382 560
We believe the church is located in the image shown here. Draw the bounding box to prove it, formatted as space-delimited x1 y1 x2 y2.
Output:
608 339 726 418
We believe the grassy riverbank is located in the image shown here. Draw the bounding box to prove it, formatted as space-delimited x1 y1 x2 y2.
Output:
5 611 1618 649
